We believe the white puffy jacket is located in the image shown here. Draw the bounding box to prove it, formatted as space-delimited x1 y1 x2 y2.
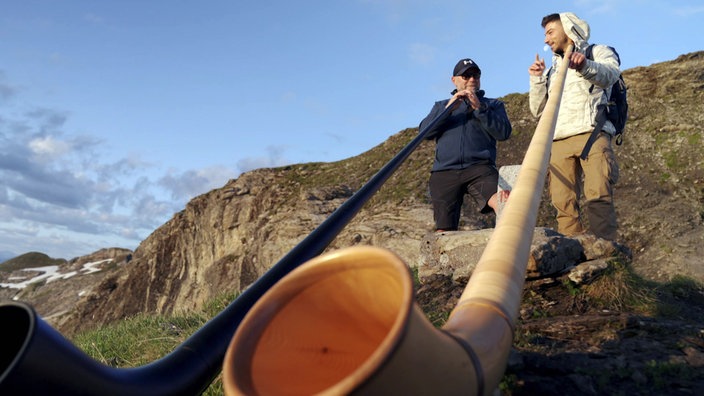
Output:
529 12 622 141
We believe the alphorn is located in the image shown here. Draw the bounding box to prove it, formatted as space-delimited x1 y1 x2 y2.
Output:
0 83 457 393
222 47 573 395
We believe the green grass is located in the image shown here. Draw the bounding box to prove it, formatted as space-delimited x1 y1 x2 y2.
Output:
659 274 704 299
0 252 66 271
580 259 658 314
74 314 207 367
72 291 239 395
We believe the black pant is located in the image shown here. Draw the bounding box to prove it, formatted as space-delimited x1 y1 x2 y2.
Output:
429 164 498 230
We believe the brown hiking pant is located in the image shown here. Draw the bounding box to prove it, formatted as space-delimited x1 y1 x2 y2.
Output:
549 132 620 240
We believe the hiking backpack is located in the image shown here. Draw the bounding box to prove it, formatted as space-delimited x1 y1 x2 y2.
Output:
585 44 628 145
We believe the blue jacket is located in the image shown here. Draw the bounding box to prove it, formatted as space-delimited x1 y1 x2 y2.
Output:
420 91 512 172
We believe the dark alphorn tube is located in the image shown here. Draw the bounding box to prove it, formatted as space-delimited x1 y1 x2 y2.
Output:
0 100 456 395
222 47 573 395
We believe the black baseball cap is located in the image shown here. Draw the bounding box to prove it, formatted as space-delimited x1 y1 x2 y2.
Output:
453 58 481 76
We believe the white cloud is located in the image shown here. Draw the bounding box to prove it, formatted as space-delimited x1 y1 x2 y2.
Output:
29 135 71 158
0 100 184 258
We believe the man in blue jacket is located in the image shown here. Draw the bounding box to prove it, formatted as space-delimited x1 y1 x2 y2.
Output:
420 58 512 232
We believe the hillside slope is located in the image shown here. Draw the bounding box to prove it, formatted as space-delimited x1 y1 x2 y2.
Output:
53 51 704 337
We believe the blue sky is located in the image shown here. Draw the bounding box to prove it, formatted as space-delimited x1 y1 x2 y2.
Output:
1 0 702 261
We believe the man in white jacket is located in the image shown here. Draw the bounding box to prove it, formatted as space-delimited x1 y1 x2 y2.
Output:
528 12 621 241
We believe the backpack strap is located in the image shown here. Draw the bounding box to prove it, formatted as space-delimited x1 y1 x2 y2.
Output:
580 105 608 160
580 44 614 159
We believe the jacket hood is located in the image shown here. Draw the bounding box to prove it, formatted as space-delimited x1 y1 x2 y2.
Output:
559 12 590 50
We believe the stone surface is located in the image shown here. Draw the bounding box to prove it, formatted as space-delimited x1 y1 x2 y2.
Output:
497 164 521 221
568 259 610 284
418 227 623 283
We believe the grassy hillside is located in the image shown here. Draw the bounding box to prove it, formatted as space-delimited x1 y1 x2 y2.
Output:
0 252 66 272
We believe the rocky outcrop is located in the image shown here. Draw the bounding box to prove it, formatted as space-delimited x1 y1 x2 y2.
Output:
419 227 631 284
59 168 436 335
0 248 132 329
